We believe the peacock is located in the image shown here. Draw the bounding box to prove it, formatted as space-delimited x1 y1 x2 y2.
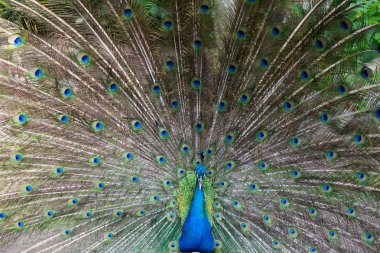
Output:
0 0 379 252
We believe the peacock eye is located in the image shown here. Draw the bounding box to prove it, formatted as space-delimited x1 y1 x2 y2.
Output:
193 39 202 49
192 79 202 90
151 85 161 95
123 8 133 17
163 20 173 30
77 52 90 65
259 58 269 68
228 64 237 75
300 70 309 81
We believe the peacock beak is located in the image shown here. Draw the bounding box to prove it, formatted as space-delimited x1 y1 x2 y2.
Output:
197 174 203 190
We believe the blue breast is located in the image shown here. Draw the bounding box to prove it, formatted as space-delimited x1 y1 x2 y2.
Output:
179 182 214 253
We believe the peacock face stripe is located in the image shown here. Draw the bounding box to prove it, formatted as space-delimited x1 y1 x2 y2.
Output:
0 1 379 252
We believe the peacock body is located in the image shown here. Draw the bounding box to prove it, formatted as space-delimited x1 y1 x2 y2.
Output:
0 0 379 252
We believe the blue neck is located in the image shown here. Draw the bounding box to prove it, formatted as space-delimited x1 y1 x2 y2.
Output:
179 181 214 253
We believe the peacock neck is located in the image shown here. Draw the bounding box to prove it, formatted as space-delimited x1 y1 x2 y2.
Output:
179 181 214 253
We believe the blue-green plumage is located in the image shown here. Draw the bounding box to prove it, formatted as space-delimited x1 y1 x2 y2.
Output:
179 181 214 253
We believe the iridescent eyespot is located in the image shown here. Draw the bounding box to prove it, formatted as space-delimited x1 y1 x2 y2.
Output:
362 231 374 244
240 222 250 233
346 207 356 218
13 153 23 163
239 93 251 106
13 113 29 125
337 85 347 95
206 169 214 178
131 119 143 131
192 79 202 90
289 228 298 238
114 210 123 218
194 121 205 133
272 27 281 37
325 149 337 160
236 29 246 41
255 130 268 141
193 39 202 49
314 38 326 50
248 182 259 193
300 70 309 81
135 209 146 216
29 67 44 79
156 155 167 165
205 147 215 157
123 8 133 17
340 19 352 30
69 198 79 206
353 133 365 145
122 151 134 162
272 239 281 249
84 211 93 218
97 182 105 189
308 207 317 218
151 84 161 95
77 52 90 65
164 59 175 71
91 120 105 132
8 34 24 46
0 212 7 220
24 185 33 193
282 101 294 112
259 58 269 68
17 221 25 228
170 99 180 111
321 183 332 193
360 66 372 79
224 131 236 144
280 198 290 208
58 114 70 124
245 0 257 5
168 241 178 250
319 112 330 123
108 83 119 94
231 199 243 210
180 143 190 156
214 213 223 221
225 160 237 170
290 136 301 147
257 161 268 171
163 180 172 187
51 166 64 177
159 129 169 140
263 214 272 225
356 171 368 184
131 176 139 183
214 200 222 209
327 229 338 241
228 64 237 75
163 20 173 30
199 4 210 14
89 156 102 166
375 107 380 120
217 100 228 112
60 87 74 99
214 240 222 249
